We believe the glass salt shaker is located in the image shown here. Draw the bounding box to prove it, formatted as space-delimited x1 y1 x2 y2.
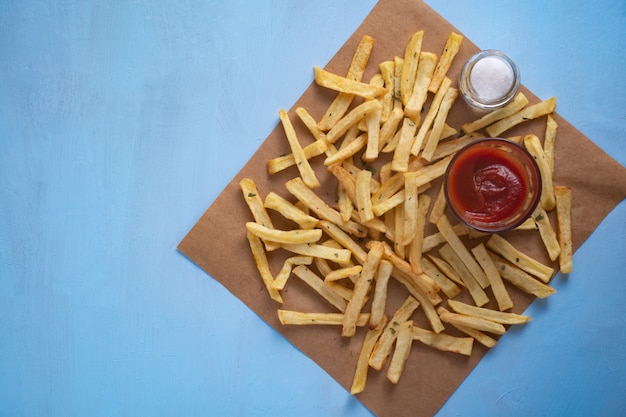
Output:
459 50 520 110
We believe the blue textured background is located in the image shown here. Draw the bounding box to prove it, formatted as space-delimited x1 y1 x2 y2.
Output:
1 1 624 416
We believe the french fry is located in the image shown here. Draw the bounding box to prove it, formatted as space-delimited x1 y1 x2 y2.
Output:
338 185 353 222
324 265 363 282
282 242 352 265
488 251 556 298
378 107 404 152
240 178 279 251
399 171 420 246
524 133 556 211
350 317 387 395
544 114 558 175
318 220 368 265
411 77 452 156
246 231 283 304
471 243 513 311
279 109 320 188
369 296 419 370
292 265 348 312
278 310 370 326
264 192 319 229
461 92 529 134
450 321 498 348
393 56 403 110
318 35 375 131
379 60 396 122
422 223 470 253
355 169 374 223
533 206 560 262
486 234 555 283
267 139 329 174
391 118 418 172
447 300 530 325
515 217 538 231
343 242 385 337
412 326 473 356
486 96 557 137
370 260 393 330
313 66 385 100
555 185 573 273
430 131 484 161
324 133 368 166
326 99 382 144
427 254 466 288
386 320 414 384
429 183 446 225
363 107 382 161
245 222 322 245
437 306 506 335
404 51 437 119
408 193 431 273
400 30 424 106
421 257 462 299
421 87 459 161
436 215 489 288
439 243 489 307
271 256 313 290
428 32 463 93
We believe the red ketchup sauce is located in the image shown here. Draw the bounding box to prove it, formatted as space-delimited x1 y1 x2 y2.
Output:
445 139 540 231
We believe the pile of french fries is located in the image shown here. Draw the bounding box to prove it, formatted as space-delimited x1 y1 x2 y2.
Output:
241 30 573 394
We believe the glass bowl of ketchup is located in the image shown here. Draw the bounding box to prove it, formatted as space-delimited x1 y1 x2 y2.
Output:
444 138 542 233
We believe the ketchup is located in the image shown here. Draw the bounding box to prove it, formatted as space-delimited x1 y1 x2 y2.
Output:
445 139 540 231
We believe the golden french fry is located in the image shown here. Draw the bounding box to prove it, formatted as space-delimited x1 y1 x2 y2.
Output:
355 168 374 223
267 139 329 175
386 320 414 384
240 178 279 251
533 207 560 262
486 233 555 282
369 296 419 370
324 133 368 166
264 192 319 230
430 132 484 161
421 87 459 161
461 92 529 134
282 242 351 265
420 257 461 299
437 306 506 335
450 321 498 348
488 251 556 298
555 186 573 273
342 241 385 337
393 56 403 110
271 256 313 290
246 231 283 304
400 30 424 106
379 60 396 122
411 77 452 155
350 317 387 395
391 118 418 172
279 109 320 188
245 222 321 245
292 265 348 312
544 114 558 175
326 99 382 144
471 243 513 311
370 260 393 330
439 243 489 307
277 310 370 326
429 183 446 225
405 51 437 119
436 215 489 288
324 265 363 282
318 35 375 131
314 66 385 100
486 96 557 137
427 254 466 288
524 133 556 211
408 193 431 273
422 223 470 253
428 32 463 93
363 107 382 161
447 300 530 325
318 220 368 265
412 326 473 356
515 217 538 231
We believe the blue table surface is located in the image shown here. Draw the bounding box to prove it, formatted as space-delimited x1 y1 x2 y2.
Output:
1 1 625 416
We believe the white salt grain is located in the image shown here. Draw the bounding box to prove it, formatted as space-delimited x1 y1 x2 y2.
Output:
470 56 514 101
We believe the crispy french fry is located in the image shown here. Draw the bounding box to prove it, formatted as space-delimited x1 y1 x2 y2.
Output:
422 223 470 253
421 87 459 161
391 118 418 172
271 256 313 290
245 222 322 245
279 109 320 188
555 186 573 273
408 193 431 273
439 243 489 307
267 139 329 175
486 234 555 283
430 131 484 161
264 192 319 229
292 265 348 312
246 231 283 303
471 243 513 311
437 307 506 335
428 32 463 93
379 60 396 122
386 320 414 384
240 178 279 251
369 296 419 370
324 133 368 166
486 97 557 137
318 220 368 265
412 326 473 356
350 317 387 395
488 251 556 298
461 92 529 134
405 51 437 119
278 310 370 326
450 321 498 348
314 66 385 100
282 242 351 265
533 206 560 262
427 254 466 288
326 99 382 144
355 169 374 223
363 107 382 161
412 77 452 156
370 260 393 330
400 30 424 106
318 35 375 131
324 265 363 282
524 133 556 211
447 300 530 325
420 257 461 299
544 114 558 175
429 183 446 225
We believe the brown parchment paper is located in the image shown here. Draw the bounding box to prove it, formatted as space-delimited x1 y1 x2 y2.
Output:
178 1 626 416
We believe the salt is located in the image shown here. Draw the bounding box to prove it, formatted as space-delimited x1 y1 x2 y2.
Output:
470 56 514 101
